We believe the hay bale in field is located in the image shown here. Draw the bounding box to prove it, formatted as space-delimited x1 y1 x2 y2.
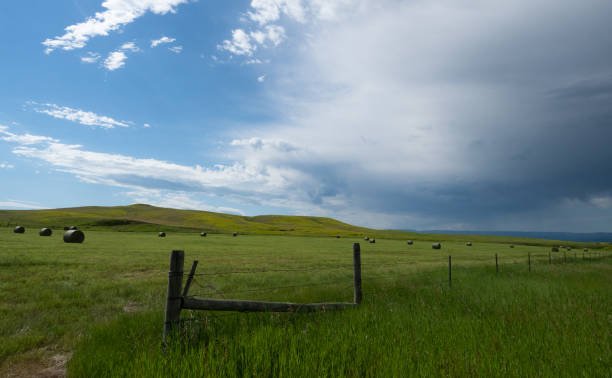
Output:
364 236 369 241
63 230 84 243
466 242 472 246
13 226 25 234
158 232 166 237
551 247 559 252
407 240 413 245
370 239 376 244
583 248 588 252
566 247 571 251
232 232 238 237
68 226 78 230
432 242 441 249
509 245 514 248
336 235 341 239
200 232 207 237
39 228 52 236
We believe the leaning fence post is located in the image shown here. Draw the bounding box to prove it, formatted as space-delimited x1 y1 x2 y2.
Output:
448 255 452 287
353 243 362 304
182 260 199 297
164 250 185 343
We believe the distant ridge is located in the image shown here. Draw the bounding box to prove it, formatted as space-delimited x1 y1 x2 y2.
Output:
415 230 612 243
0 204 608 247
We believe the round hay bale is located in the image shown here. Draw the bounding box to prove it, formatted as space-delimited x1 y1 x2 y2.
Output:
432 242 441 249
407 240 413 245
63 230 84 243
200 232 207 237
336 235 341 239
466 242 472 246
370 239 376 244
566 247 571 251
583 248 588 252
13 226 25 234
39 228 52 236
69 226 78 230
232 232 238 237
158 232 166 237
364 236 369 241
509 245 514 248
551 247 559 252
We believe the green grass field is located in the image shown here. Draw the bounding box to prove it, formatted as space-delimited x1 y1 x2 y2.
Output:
1 228 610 376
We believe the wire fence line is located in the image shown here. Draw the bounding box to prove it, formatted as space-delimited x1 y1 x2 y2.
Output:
186 250 610 298
163 245 610 341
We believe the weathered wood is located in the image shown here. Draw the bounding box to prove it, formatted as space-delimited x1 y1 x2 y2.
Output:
182 260 199 297
353 243 362 305
182 297 356 312
528 253 531 272
448 255 452 287
495 253 498 273
163 250 184 342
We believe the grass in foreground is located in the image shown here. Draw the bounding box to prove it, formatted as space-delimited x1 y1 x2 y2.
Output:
0 229 610 376
69 259 612 377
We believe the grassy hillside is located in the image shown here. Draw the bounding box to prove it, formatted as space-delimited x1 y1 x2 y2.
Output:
0 204 608 248
0 204 371 236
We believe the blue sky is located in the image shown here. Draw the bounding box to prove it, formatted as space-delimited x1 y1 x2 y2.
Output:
1 0 612 232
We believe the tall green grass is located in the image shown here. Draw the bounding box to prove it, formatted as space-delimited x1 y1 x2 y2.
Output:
1 230 610 376
68 259 612 377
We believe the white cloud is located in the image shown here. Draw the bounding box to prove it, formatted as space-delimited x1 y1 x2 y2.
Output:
151 36 176 47
0 127 59 145
264 25 285 46
257 75 266 82
0 162 14 169
248 0 306 25
0 200 45 210
104 50 128 70
220 29 255 56
30 102 130 129
220 0 353 60
81 52 101 63
143 123 151 128
42 0 189 53
168 45 183 53
120 42 140 52
124 189 246 215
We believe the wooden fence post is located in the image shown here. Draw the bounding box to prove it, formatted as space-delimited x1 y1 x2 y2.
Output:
164 250 184 342
353 243 362 305
495 253 498 273
564 251 566 263
448 255 452 287
528 253 531 272
549 251 551 264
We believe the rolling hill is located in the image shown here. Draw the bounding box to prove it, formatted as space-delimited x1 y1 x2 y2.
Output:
0 204 609 248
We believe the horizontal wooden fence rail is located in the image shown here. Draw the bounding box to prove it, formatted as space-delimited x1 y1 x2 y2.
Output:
163 243 362 343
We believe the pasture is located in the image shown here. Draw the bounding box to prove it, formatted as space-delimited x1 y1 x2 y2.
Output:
1 229 610 376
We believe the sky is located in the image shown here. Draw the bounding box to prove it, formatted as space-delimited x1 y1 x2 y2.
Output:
1 0 611 232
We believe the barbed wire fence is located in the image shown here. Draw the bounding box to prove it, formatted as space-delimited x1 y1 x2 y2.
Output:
162 243 609 343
